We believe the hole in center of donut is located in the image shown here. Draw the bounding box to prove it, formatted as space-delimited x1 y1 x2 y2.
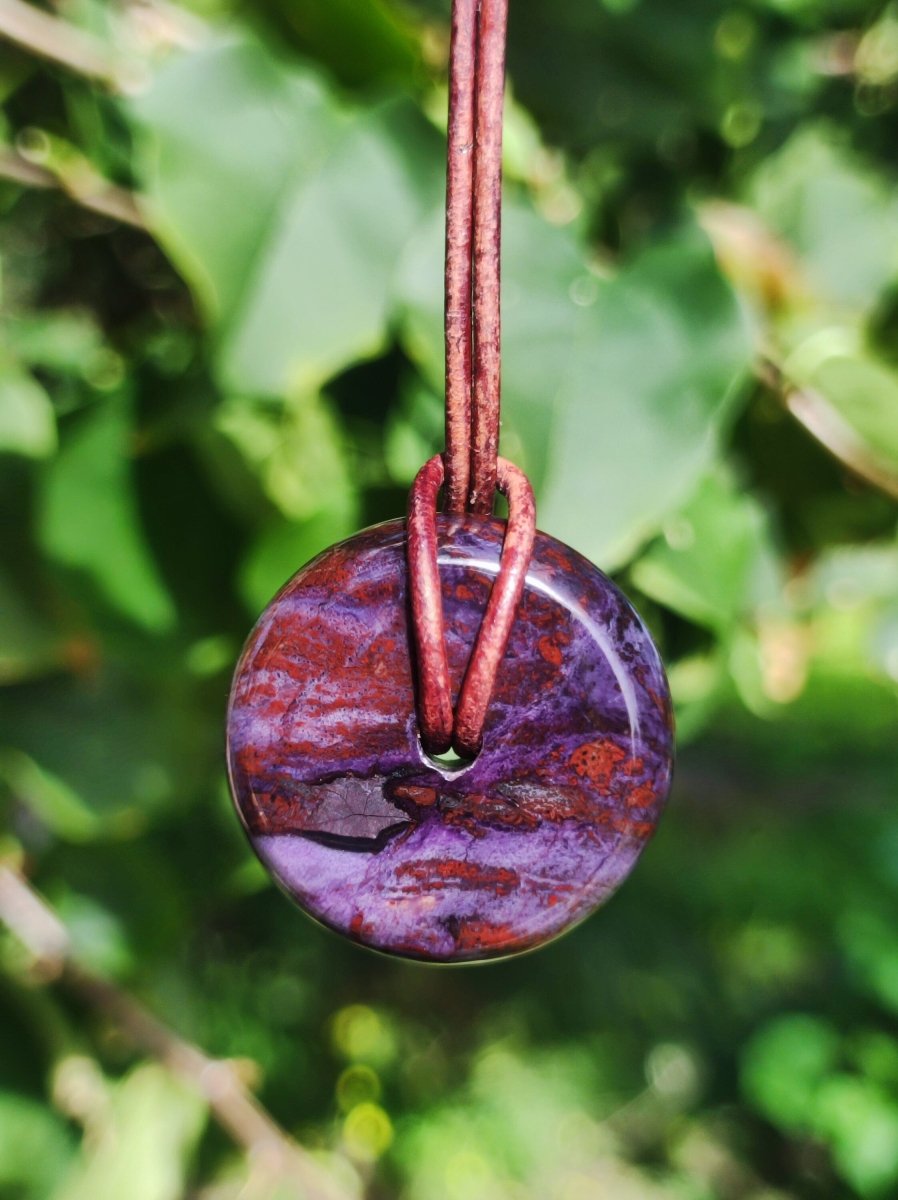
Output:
425 746 478 775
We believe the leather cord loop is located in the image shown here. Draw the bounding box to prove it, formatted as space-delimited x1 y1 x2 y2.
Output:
407 455 536 759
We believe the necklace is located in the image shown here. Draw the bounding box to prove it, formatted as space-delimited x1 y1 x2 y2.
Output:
226 0 674 963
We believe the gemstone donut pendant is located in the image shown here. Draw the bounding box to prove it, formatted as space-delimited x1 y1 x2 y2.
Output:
226 516 674 962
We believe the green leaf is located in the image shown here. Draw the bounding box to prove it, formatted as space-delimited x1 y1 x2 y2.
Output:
134 39 342 327
215 391 353 521
5 311 106 378
813 1075 898 1197
0 364 56 458
784 328 898 484
221 101 439 395
0 662 205 835
492 0 730 155
0 1092 74 1199
741 1014 840 1131
0 571 60 683
812 543 898 608
0 749 102 841
753 125 898 310
55 889 133 976
631 469 774 630
239 499 359 613
838 908 898 1016
135 38 440 395
38 398 176 632
383 379 444 485
540 228 752 567
57 1064 206 1200
252 0 419 90
665 651 728 742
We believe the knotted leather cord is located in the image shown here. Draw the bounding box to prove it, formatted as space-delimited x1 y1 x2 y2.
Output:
407 0 537 760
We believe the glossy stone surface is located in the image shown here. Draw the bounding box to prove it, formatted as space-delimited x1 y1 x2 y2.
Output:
227 516 674 962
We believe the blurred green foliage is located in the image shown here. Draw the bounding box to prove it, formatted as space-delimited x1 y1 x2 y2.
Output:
0 0 897 1197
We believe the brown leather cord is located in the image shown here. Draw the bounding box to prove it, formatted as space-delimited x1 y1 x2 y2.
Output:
443 0 507 513
452 458 535 756
469 0 507 513
443 0 477 514
407 455 536 758
407 0 534 759
407 456 455 754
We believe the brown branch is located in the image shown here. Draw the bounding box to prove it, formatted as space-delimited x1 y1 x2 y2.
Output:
0 0 211 88
0 0 118 85
0 864 356 1200
124 0 209 53
699 199 808 311
0 144 145 227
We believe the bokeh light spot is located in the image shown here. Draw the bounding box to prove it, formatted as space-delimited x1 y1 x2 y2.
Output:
342 1101 393 1162
332 1004 398 1066
336 1064 381 1113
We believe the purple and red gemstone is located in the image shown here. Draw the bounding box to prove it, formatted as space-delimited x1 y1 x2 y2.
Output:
227 516 674 962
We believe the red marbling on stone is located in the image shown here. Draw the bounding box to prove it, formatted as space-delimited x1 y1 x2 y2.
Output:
226 515 674 962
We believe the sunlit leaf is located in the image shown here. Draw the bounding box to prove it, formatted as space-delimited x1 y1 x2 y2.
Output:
813 1075 898 1197
0 1092 74 1200
784 329 898 489
0 364 56 458
134 39 341 325
221 101 439 395
742 1014 840 1130
57 1064 206 1200
632 469 775 630
215 391 352 520
0 748 102 841
135 38 440 395
5 311 106 378
541 228 751 567
753 125 898 310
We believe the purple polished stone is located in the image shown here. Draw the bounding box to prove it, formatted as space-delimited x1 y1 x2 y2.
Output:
227 515 674 962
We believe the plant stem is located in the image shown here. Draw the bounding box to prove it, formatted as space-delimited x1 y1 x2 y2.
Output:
0 864 355 1200
0 144 145 227
0 0 117 85
758 357 898 501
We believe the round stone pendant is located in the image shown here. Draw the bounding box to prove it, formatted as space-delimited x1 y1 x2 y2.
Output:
227 516 674 962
